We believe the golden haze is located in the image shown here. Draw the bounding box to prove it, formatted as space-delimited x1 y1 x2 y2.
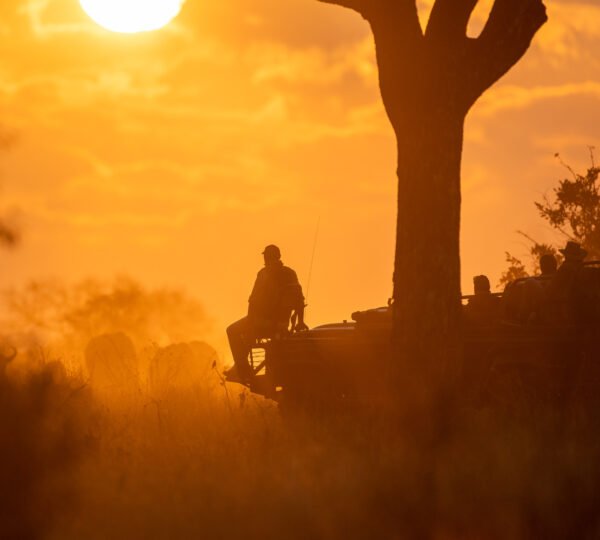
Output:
1 0 599 331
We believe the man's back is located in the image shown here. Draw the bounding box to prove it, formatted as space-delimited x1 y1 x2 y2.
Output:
249 261 303 324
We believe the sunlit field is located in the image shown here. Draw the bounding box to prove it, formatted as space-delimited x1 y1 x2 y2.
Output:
3 0 600 537
1 281 599 540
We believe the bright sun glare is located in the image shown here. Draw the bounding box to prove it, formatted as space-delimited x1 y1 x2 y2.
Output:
79 0 185 34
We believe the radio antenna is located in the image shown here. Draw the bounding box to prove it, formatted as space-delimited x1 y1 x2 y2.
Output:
305 216 321 305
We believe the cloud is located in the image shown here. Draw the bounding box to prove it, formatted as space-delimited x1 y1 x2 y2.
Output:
19 0 98 36
476 81 600 117
19 0 191 38
2 0 600 323
534 2 600 66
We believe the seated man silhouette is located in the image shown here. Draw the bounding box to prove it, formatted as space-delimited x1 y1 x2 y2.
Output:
465 275 501 325
226 244 308 383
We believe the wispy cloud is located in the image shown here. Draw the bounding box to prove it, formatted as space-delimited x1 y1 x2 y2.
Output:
477 82 600 117
2 0 600 320
19 0 96 37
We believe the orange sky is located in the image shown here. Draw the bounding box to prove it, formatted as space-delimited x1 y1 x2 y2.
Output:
1 0 600 332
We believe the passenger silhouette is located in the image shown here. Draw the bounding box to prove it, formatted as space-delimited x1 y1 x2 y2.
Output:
226 245 308 383
539 253 558 278
465 275 501 325
559 242 587 270
514 254 559 322
545 242 588 324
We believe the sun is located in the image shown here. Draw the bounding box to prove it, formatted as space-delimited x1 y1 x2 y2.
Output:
80 0 185 34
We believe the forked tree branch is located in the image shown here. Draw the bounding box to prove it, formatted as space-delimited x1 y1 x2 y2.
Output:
318 0 421 39
317 0 546 121
426 0 479 43
318 0 367 15
468 0 547 99
318 0 423 128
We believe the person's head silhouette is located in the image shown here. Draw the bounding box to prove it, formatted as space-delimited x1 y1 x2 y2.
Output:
539 253 557 276
473 275 491 295
559 241 587 263
262 244 281 266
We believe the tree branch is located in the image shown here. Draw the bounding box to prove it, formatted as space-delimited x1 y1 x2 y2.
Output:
368 1 422 50
369 1 423 129
318 0 423 128
318 0 421 37
315 0 424 69
468 0 547 98
318 0 369 17
426 0 479 43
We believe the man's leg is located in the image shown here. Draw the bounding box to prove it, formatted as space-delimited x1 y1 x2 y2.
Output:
226 317 253 380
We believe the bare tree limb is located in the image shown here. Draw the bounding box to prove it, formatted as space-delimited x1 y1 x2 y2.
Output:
426 0 479 43
469 0 547 97
368 0 423 54
317 0 368 15
318 0 421 37
368 2 423 128
318 0 423 128
316 0 424 72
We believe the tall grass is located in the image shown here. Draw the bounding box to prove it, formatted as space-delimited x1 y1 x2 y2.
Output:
2 280 600 539
0 355 93 539
39 359 600 539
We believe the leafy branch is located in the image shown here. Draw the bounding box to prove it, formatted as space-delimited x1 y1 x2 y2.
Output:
499 148 599 286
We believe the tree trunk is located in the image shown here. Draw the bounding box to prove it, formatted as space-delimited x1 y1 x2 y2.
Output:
316 0 547 418
390 112 464 411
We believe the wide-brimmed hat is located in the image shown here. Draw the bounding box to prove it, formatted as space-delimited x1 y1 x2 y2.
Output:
559 241 587 260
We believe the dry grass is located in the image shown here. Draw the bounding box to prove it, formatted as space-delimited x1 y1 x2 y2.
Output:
2 355 595 540
1 280 599 539
0 356 93 539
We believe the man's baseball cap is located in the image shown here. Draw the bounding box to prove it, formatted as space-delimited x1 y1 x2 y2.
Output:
262 244 281 258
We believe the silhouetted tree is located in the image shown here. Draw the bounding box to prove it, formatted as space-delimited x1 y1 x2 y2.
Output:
537 152 600 258
5 277 212 348
498 251 529 288
500 151 599 286
498 233 558 287
318 0 547 405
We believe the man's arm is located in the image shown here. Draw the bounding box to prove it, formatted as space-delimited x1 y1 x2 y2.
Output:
287 268 309 331
294 305 309 332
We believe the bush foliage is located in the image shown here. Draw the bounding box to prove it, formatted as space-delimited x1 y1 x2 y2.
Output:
500 149 600 286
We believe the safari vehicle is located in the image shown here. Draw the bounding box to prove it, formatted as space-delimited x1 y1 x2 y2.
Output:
233 261 600 414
